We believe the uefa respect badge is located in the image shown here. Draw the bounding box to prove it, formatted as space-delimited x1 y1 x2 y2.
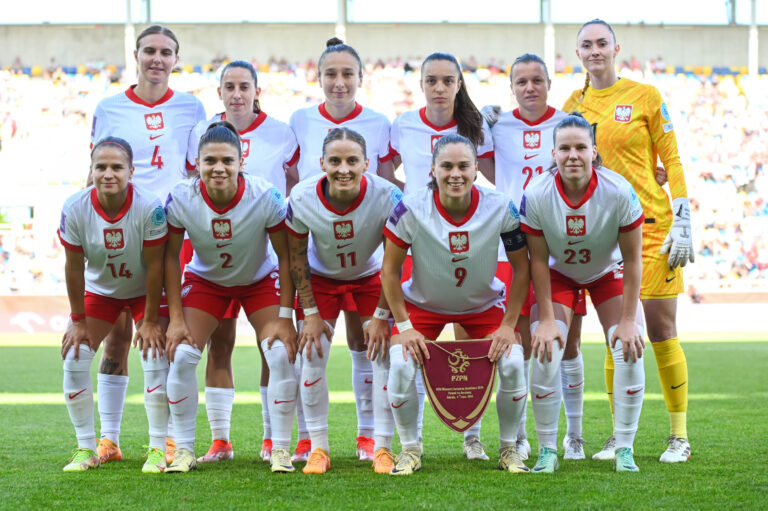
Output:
421 340 496 432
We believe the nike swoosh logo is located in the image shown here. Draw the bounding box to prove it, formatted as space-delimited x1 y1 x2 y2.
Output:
274 399 294 404
569 381 584 388
524 154 538 160
146 385 161 393
68 389 86 399
391 400 408 408
567 240 584 245
216 242 232 248
364 379 373 384
336 243 352 249
107 253 123 258
452 256 468 262
304 378 322 387
535 392 555 399
168 396 188 404
513 393 527 402
665 276 676 283
149 134 164 140
671 381 687 390
626 388 643 395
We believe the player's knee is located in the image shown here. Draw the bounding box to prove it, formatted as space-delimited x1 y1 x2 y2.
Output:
64 345 95 371
498 344 524 387
172 344 202 374
262 339 290 368
388 346 416 395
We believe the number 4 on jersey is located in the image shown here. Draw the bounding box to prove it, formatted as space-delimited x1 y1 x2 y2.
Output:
151 145 164 170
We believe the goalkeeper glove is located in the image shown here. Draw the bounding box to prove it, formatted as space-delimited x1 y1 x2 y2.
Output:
659 197 695 268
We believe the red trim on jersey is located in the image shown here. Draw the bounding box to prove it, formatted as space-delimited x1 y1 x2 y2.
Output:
419 107 457 131
143 234 169 247
200 174 246 214
520 223 544 236
266 220 285 233
125 85 174 108
385 143 399 158
318 102 364 124
285 224 309 238
432 186 479 227
57 230 83 252
478 150 494 159
168 223 185 234
383 226 410 249
619 214 645 232
90 183 134 223
317 175 368 216
512 106 556 126
185 160 196 171
221 111 268 135
285 147 300 167
555 168 598 209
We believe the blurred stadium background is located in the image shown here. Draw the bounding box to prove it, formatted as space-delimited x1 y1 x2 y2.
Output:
0 0 766 334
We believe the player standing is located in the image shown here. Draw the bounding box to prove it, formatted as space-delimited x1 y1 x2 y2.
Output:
564 19 694 463
522 113 646 473
59 138 168 473
89 25 206 464
186 60 300 464
382 134 530 475
162 122 297 473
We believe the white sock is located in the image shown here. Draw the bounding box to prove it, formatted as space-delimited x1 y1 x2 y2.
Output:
497 344 527 447
167 344 202 452
64 346 97 451
141 353 170 450
167 414 175 441
609 326 645 450
97 373 128 446
517 357 531 441
262 339 298 451
530 320 567 449
299 329 332 453
415 369 425 440
387 345 420 450
561 352 584 439
371 348 394 451
465 420 482 440
259 385 271 440
293 357 309 440
350 349 374 438
205 387 234 443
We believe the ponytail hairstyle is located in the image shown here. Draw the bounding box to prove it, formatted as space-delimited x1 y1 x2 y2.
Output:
546 111 603 174
220 60 260 113
322 127 367 159
421 52 484 148
319 37 363 78
577 19 617 102
199 120 242 159
510 53 550 82
136 25 179 54
428 133 477 190
91 136 133 167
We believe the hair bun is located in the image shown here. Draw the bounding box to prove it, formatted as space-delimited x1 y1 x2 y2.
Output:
326 37 344 47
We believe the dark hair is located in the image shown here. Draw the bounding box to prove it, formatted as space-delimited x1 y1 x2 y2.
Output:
546 111 603 173
135 25 179 54
322 127 367 159
421 52 484 148
428 134 477 190
199 120 241 159
220 60 260 113
319 37 363 78
510 53 550 82
91 136 133 166
577 19 617 102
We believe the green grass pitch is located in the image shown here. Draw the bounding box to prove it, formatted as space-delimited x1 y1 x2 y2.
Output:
0 334 766 509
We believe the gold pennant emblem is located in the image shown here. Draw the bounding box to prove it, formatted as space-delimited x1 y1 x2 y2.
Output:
447 349 470 375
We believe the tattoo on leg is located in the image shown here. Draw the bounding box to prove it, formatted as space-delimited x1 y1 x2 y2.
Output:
100 357 121 375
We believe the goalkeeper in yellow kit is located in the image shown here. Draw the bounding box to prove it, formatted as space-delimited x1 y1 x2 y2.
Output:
563 19 694 463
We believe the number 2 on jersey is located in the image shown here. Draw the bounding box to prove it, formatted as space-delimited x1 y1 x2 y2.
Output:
220 253 233 268
151 145 164 170
523 166 543 189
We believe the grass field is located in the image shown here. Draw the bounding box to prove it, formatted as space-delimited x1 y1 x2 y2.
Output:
1 333 767 510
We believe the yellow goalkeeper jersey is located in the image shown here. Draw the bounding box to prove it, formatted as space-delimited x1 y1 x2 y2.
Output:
563 78 688 229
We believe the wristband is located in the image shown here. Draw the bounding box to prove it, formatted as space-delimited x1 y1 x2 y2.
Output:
373 307 390 320
70 313 86 322
303 306 320 317
396 319 413 333
278 307 294 319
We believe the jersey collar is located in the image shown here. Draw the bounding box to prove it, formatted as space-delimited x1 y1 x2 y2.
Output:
221 111 268 135
317 174 368 216
433 186 479 227
200 174 246 214
419 107 457 131
90 183 134 223
555 167 599 209
318 102 363 124
125 85 174 108
512 106 556 126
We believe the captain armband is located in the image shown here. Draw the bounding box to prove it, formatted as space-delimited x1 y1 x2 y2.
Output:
501 228 526 252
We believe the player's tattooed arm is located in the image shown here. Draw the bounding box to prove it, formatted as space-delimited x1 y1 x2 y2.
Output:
287 234 316 309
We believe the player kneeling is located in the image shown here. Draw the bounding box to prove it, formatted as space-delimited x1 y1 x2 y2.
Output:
59 138 169 473
381 134 530 475
521 113 646 473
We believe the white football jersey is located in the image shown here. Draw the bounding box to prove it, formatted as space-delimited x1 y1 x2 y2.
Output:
389 108 494 194
491 106 567 261
165 174 286 287
58 184 168 299
520 167 645 284
187 111 299 196
384 186 521 315
289 103 393 181
286 173 402 280
91 86 206 199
